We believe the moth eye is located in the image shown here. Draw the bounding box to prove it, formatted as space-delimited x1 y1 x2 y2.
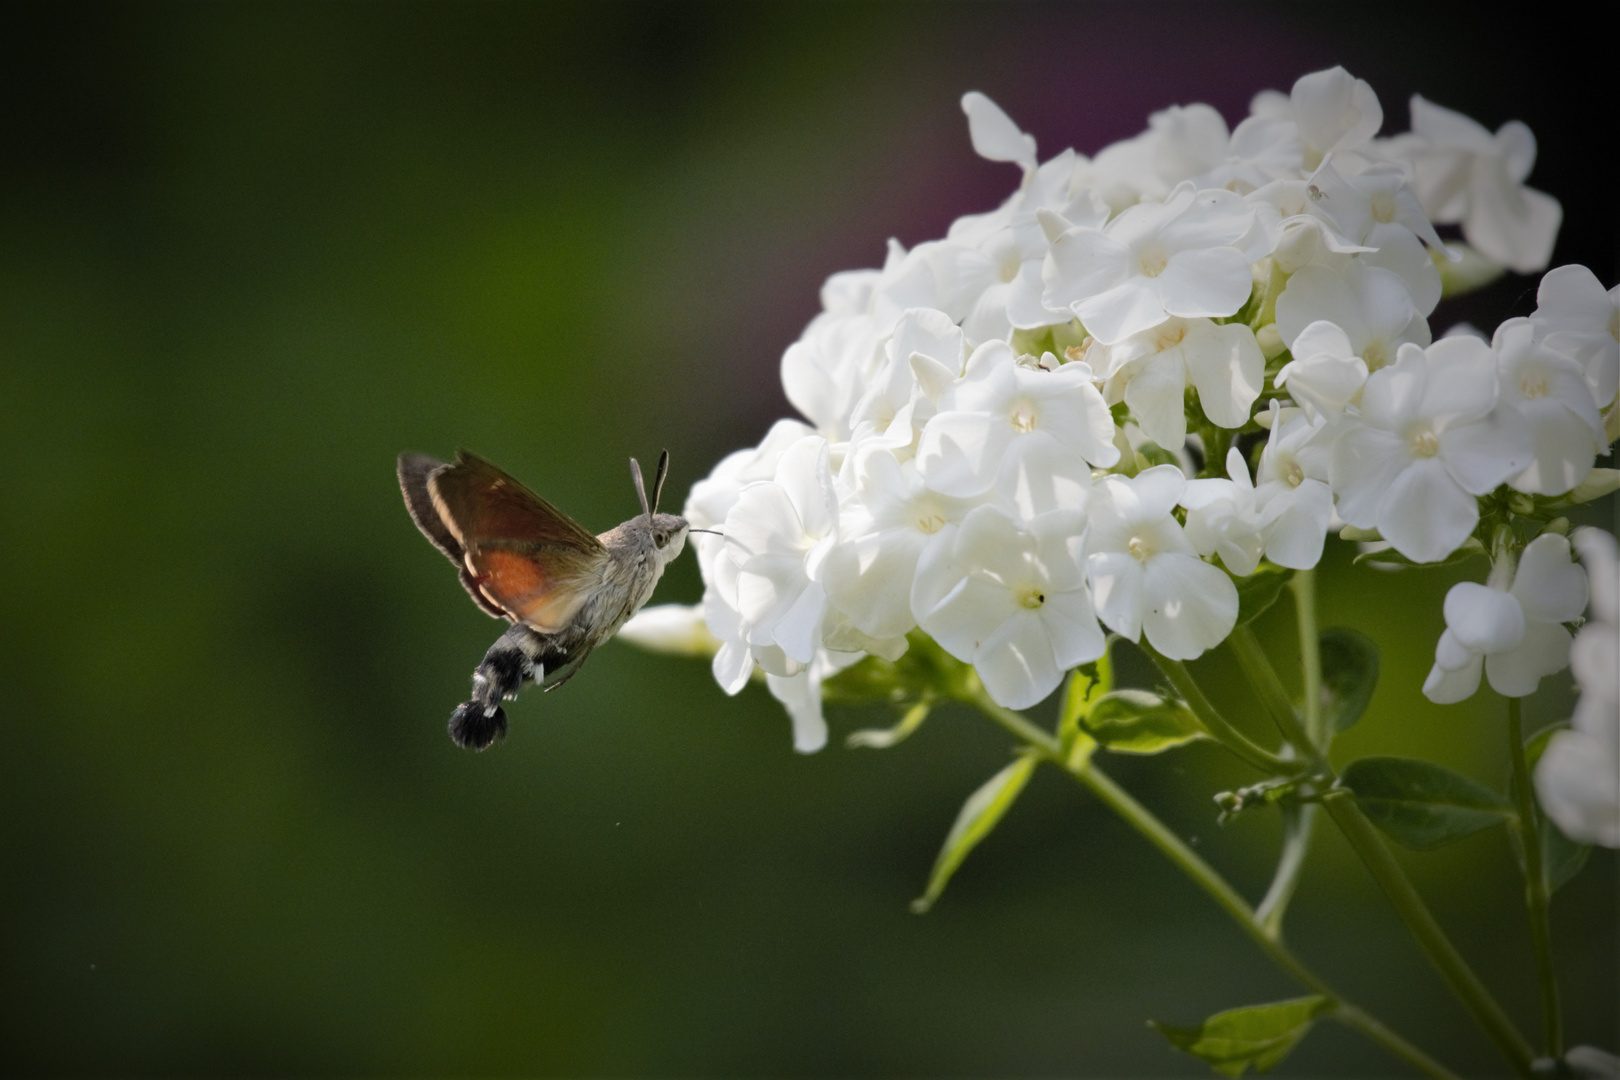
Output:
654 531 667 548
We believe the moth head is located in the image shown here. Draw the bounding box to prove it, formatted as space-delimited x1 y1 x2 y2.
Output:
629 450 688 564
646 512 690 564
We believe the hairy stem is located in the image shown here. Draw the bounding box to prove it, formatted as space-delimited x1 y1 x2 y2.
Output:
1506 695 1562 1057
968 695 1459 1079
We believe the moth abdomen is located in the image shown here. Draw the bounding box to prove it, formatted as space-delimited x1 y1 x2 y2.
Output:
448 701 508 751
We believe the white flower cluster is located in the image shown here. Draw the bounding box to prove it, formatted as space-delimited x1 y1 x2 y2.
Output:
621 67 1618 760
1534 528 1620 847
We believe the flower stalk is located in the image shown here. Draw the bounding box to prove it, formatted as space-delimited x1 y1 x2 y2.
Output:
969 692 1460 1079
1505 694 1562 1057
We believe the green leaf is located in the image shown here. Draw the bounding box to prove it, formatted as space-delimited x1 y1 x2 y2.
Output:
1059 646 1114 741
1342 756 1512 850
846 700 931 750
911 753 1038 913
1352 537 1486 568
1083 690 1206 754
823 630 976 706
1318 628 1379 732
1151 996 1332 1077
1234 562 1294 626
1521 724 1593 894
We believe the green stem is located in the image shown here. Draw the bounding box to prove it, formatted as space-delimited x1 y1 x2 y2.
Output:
1321 791 1536 1077
1256 802 1317 936
1505 696 1562 1057
1226 626 1323 935
1289 568 1325 749
1147 651 1297 775
1217 621 1538 1075
969 694 1459 1078
1227 625 1322 765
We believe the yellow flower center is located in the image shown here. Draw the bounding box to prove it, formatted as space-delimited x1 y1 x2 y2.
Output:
1137 244 1169 278
1018 585 1046 610
1370 192 1396 224
1284 459 1306 488
1410 429 1440 458
1128 535 1153 561
1153 322 1188 350
1520 371 1550 399
1010 401 1037 433
1363 340 1389 372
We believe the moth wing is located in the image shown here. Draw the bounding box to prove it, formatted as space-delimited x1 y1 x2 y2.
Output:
400 451 510 618
427 451 609 633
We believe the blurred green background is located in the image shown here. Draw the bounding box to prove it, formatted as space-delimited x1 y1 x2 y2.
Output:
0 2 1613 1075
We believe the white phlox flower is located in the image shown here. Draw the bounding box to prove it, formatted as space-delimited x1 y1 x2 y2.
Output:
1535 528 1619 847
1274 319 1369 420
1331 337 1533 564
1043 182 1260 345
1388 95 1561 274
917 341 1118 498
1251 402 1335 570
1423 533 1587 703
618 602 721 657
821 446 975 641
721 436 841 674
1081 103 1233 205
1090 316 1264 449
766 649 865 755
1262 66 1384 172
661 67 1585 750
911 504 1105 709
1274 258 1430 374
846 307 967 454
1492 318 1608 496
961 91 1037 176
1180 447 1267 577
946 97 1113 341
1086 465 1239 660
1245 178 1372 275
1303 157 1444 315
780 271 887 440
1530 265 1620 410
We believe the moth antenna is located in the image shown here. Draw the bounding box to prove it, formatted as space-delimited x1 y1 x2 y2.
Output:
689 528 724 537
652 449 670 514
629 456 651 521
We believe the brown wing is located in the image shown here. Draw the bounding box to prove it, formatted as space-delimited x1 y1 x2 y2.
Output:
425 451 608 633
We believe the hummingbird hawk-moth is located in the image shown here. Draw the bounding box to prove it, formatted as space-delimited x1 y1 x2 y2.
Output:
397 449 691 750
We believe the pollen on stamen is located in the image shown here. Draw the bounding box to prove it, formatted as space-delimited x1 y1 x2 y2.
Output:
1283 459 1306 488
1137 245 1169 278
1018 586 1046 610
915 511 946 535
1520 372 1550 399
1010 403 1037 433
1410 429 1440 458
1128 536 1152 561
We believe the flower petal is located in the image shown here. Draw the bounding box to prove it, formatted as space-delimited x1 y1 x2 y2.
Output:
974 611 1063 710
1485 620 1571 698
1141 553 1239 660
1377 457 1479 563
1443 582 1525 655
